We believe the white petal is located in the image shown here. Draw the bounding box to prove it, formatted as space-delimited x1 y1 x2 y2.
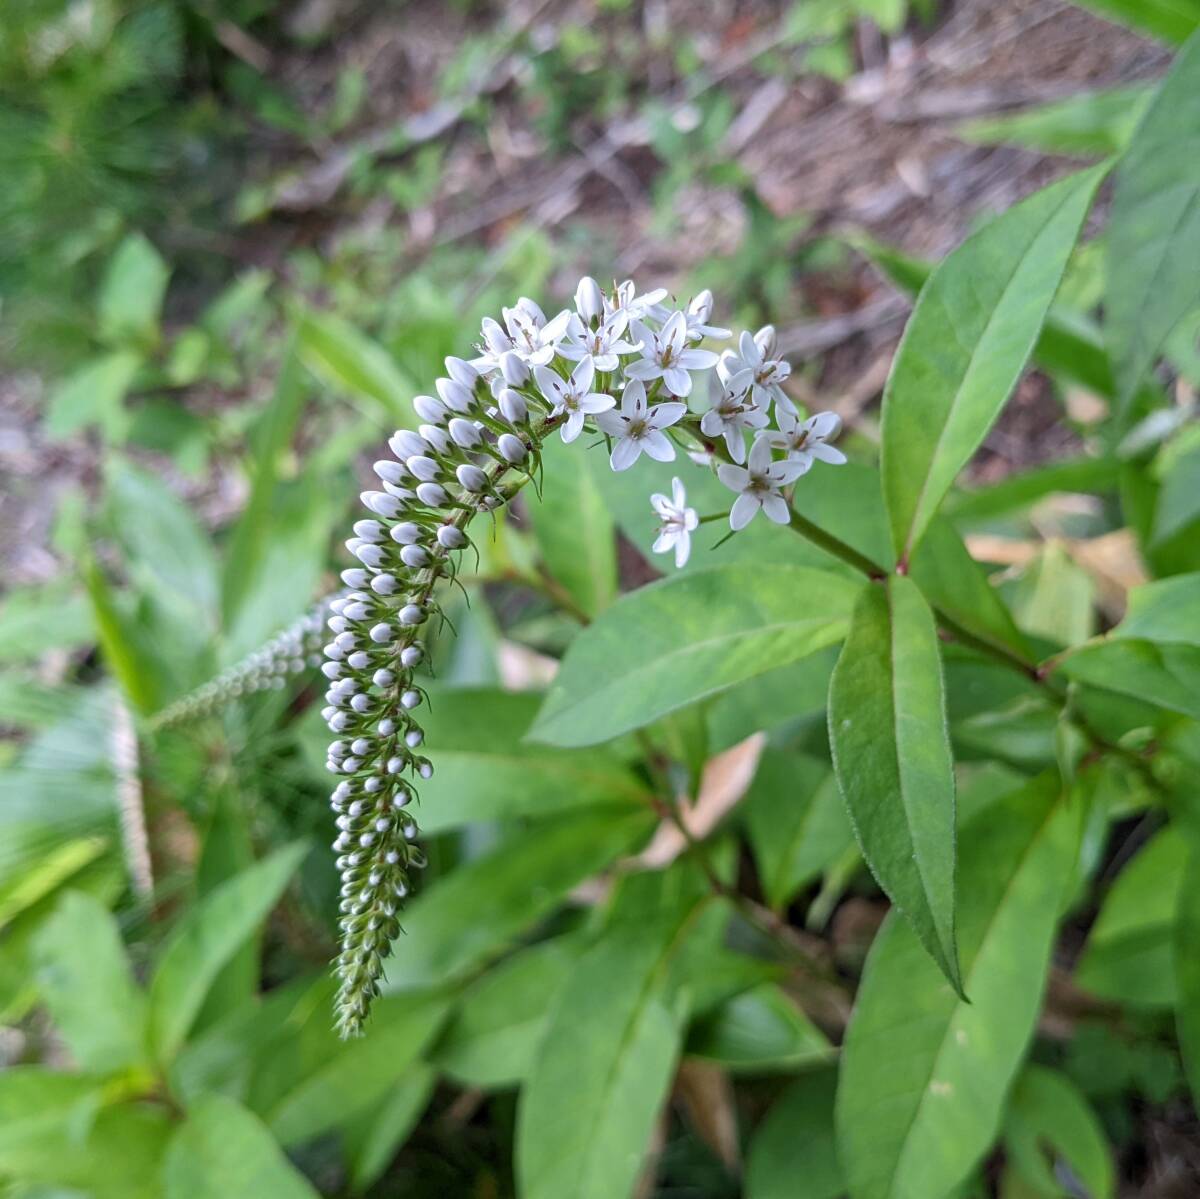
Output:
730 492 760 530
624 359 662 381
663 366 693 397
682 507 699 532
650 492 672 517
674 530 691 569
594 410 625 435
571 357 596 392
678 348 719 370
642 430 676 462
738 330 760 366
724 427 746 463
534 366 565 403
662 310 688 351
648 402 686 429
671 477 687 510
761 493 790 524
811 443 847 465
561 412 585 443
807 411 842 439
580 392 617 415
611 437 642 471
717 463 750 492
700 409 722 437
652 529 677 555
622 379 648 418
747 434 773 473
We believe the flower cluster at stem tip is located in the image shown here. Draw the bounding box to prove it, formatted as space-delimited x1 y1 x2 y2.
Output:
324 276 845 1035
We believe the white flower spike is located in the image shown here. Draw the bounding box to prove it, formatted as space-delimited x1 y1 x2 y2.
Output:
651 477 699 569
533 359 615 443
595 380 686 471
626 310 720 397
717 433 808 529
767 409 847 469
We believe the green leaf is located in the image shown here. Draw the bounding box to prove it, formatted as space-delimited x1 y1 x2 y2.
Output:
1174 838 1200 1107
531 565 860 747
413 688 650 833
32 891 147 1073
46 350 142 442
528 441 617 617
1052 573 1200 719
516 900 704 1199
828 576 961 991
956 83 1152 158
1106 28 1200 406
745 1070 844 1199
1076 825 1186 1008
98 233 170 347
265 992 448 1146
685 982 833 1073
1002 1065 1114 1199
295 308 415 423
836 776 1080 1199
84 560 161 714
386 807 654 988
0 835 107 930
1067 0 1200 44
1153 444 1200 545
743 751 853 910
164 1093 319 1199
148 841 308 1064
1010 542 1095 648
881 166 1105 561
107 458 219 629
221 339 309 631
343 1064 435 1194
431 936 579 1087
944 456 1120 522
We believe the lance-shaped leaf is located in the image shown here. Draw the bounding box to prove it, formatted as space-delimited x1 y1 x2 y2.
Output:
516 897 706 1199
1107 28 1200 408
881 165 1105 562
531 565 860 748
828 576 961 992
836 776 1080 1199
1174 838 1200 1109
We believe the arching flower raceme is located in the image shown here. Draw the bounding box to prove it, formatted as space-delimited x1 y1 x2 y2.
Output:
650 477 698 568
767 409 847 470
314 276 849 1037
595 380 686 470
717 433 809 529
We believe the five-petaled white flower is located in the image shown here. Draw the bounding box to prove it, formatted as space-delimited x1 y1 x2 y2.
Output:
767 409 847 470
699 367 767 463
626 311 720 397
684 289 731 343
534 359 615 443
604 279 669 326
650 477 698 568
717 434 808 529
559 311 639 373
595 380 686 471
723 326 793 413
482 297 571 368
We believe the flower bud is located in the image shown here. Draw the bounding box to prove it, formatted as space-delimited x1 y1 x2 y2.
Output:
498 388 528 424
341 568 369 589
497 433 527 463
437 525 468 550
416 482 449 507
389 430 427 459
445 356 479 389
353 519 385 542
369 623 393 644
420 423 451 455
390 522 422 545
374 459 406 486
436 377 474 413
401 689 422 709
354 543 387 569
456 463 489 492
448 417 482 448
347 650 370 669
361 490 403 518
400 645 423 667
370 574 399 595
406 455 440 482
413 395 449 425
399 604 425 626
499 350 529 386
575 275 604 322
400 544 430 569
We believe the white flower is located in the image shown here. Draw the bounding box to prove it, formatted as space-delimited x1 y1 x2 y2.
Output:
559 311 639 373
699 367 767 463
604 279 669 325
650 477 698 568
716 434 808 529
767 409 847 469
534 359 615 443
479 298 571 369
626 311 720 397
684 289 731 342
574 276 605 323
723 327 793 412
595 380 686 470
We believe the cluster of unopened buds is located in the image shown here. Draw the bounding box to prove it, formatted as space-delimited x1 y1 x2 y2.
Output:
149 600 329 730
324 276 846 1035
